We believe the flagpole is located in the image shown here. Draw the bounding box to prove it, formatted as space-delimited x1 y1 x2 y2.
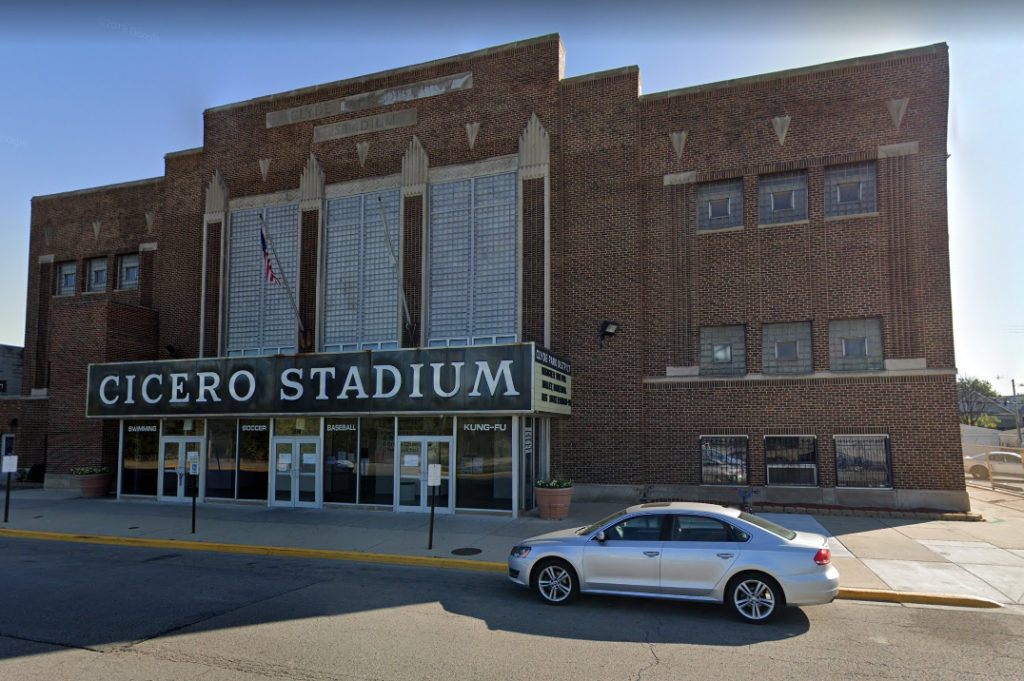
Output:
259 213 305 333
378 196 414 335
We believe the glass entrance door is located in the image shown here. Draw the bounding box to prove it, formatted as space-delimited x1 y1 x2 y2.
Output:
158 438 203 501
396 437 453 513
270 437 320 507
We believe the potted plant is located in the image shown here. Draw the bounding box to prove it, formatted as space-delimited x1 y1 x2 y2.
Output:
534 477 574 520
72 466 113 498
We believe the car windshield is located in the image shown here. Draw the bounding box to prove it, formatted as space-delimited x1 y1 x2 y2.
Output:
578 509 628 535
738 512 797 540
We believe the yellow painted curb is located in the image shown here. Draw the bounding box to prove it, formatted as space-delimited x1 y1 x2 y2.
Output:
838 587 1002 609
0 528 507 574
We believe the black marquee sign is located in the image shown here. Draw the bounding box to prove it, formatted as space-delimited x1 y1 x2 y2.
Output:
87 343 571 419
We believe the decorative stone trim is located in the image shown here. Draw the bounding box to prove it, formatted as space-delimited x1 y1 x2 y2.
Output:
145 211 155 233
877 141 919 158
356 141 370 168
666 365 699 377
259 158 271 182
299 153 325 212
466 121 480 150
671 131 688 159
885 358 927 370
772 115 791 145
402 136 429 197
663 171 696 186
204 169 229 220
518 113 549 180
139 242 158 252
644 367 954 385
38 254 55 264
228 189 300 211
92 220 102 240
887 98 909 129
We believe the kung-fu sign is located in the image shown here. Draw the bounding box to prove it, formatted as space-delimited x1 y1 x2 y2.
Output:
87 344 571 418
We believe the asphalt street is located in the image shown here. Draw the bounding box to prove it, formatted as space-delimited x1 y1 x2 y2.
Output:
1 537 1022 681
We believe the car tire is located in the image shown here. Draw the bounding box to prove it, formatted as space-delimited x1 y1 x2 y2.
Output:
726 572 784 623
970 466 989 480
532 559 579 605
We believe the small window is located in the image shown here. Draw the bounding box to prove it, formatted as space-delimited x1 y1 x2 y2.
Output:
759 171 807 225
709 198 730 219
56 262 76 296
771 190 794 211
0 379 6 394
700 435 748 485
118 254 140 290
837 182 862 203
713 344 732 363
765 435 818 486
835 435 891 488
842 337 867 357
775 340 797 360
86 258 107 293
825 163 877 217
697 179 744 231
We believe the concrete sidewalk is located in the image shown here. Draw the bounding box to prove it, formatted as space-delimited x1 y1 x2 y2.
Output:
2 484 1022 608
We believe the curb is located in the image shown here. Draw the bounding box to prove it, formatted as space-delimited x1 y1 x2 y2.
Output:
0 528 507 574
837 587 1002 609
0 529 1005 609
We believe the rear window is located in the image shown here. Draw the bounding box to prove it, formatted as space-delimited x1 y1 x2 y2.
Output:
738 512 797 540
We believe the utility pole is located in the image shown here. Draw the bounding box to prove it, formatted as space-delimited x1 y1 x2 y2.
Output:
1013 379 1022 448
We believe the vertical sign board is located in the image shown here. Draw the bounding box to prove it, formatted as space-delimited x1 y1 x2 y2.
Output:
1 456 15 474
532 347 571 415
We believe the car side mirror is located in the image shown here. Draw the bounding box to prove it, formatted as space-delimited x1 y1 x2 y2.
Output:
593 531 607 543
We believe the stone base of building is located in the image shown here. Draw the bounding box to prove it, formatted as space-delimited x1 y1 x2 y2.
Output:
573 483 971 514
43 474 77 491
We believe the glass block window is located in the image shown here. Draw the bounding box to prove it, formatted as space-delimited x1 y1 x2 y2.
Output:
829 318 883 371
86 257 107 293
699 325 745 376
700 436 748 485
118 254 139 290
427 173 518 346
759 171 807 225
762 322 812 374
765 435 817 486
825 162 877 217
835 435 891 488
56 261 76 296
697 179 743 231
225 204 299 356
323 189 401 352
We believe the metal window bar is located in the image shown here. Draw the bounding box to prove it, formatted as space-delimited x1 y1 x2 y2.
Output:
700 436 748 485
835 435 892 488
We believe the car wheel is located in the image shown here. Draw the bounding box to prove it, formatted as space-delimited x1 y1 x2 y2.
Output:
532 559 579 605
727 572 783 623
970 466 989 480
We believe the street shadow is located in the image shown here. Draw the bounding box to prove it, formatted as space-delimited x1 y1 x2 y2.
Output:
0 539 810 661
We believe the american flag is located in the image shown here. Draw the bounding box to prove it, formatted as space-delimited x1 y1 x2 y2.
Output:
260 225 280 285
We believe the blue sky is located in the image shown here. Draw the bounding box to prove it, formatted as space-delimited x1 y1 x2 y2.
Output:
1 1 1021 394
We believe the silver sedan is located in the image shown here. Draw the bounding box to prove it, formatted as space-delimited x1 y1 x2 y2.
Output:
508 501 839 623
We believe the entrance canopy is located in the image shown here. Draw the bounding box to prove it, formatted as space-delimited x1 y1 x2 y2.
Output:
87 343 570 419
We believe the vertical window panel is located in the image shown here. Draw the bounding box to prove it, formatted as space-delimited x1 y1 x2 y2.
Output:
323 189 401 350
226 204 299 356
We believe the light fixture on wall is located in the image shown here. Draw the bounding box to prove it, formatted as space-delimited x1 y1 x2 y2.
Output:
599 321 619 348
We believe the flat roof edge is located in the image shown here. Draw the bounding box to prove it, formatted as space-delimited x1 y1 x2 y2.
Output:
32 176 163 202
562 65 640 85
206 33 561 115
640 43 948 102
165 147 203 158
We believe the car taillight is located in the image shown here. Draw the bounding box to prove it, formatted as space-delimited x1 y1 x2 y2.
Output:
814 548 831 566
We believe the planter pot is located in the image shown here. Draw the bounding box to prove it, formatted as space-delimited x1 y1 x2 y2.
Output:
76 473 113 498
534 486 573 520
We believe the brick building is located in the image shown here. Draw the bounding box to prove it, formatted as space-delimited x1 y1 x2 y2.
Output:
10 34 965 512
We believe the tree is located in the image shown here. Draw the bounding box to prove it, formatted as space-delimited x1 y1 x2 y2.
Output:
958 376 1000 427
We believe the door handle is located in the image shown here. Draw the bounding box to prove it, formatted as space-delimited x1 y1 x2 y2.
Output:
643 551 660 557
716 553 735 559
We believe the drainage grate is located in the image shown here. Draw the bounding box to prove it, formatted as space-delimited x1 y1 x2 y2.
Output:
451 547 482 556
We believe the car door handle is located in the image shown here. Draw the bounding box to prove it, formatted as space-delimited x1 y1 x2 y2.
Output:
643 551 660 557
716 553 735 559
